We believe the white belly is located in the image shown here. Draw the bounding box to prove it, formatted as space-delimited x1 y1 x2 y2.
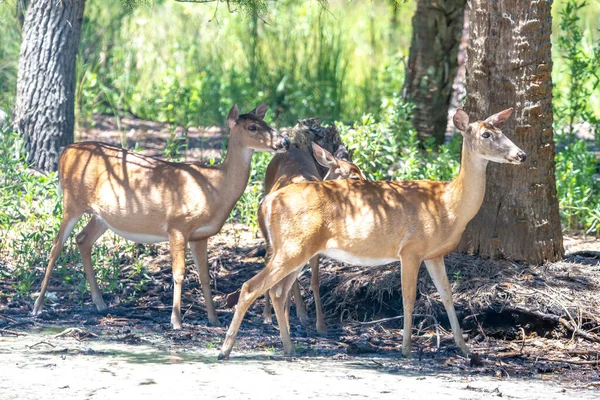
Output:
321 249 398 267
191 225 220 237
108 225 168 244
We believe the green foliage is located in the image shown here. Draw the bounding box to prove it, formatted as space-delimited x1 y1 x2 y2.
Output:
0 125 63 295
69 1 413 128
163 130 189 161
0 2 21 111
555 139 600 233
552 0 600 234
553 0 600 138
339 96 460 181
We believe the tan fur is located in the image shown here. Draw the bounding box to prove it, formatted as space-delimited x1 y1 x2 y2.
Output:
32 103 289 329
260 144 364 334
219 108 526 359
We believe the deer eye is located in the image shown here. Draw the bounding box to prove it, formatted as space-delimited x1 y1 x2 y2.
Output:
482 131 492 139
248 124 258 132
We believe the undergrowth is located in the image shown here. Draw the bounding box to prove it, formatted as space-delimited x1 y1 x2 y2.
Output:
552 0 600 234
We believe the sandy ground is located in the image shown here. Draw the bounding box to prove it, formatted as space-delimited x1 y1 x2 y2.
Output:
1 328 598 400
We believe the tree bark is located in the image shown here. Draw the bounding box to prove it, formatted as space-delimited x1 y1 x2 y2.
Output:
457 0 564 264
14 0 86 172
405 0 466 145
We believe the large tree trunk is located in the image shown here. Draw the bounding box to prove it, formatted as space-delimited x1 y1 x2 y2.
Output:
404 0 466 145
14 0 86 172
457 0 564 264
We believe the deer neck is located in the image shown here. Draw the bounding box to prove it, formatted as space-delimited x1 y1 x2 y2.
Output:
215 134 255 205
446 140 489 228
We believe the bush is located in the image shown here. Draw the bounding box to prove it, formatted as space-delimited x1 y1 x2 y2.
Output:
339 96 460 182
553 0 600 234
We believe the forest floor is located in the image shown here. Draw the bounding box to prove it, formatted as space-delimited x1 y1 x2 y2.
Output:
1 115 600 399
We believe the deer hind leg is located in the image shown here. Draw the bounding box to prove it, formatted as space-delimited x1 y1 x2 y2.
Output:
219 252 305 360
263 291 274 324
189 239 220 327
309 255 327 334
169 230 188 330
264 269 308 327
269 271 300 356
290 279 308 326
32 211 82 315
76 216 108 312
399 253 423 358
424 257 469 356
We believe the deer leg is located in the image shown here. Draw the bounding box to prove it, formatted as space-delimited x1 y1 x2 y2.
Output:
32 213 81 315
424 257 469 356
269 272 299 356
309 255 326 334
219 253 305 360
400 254 422 358
169 230 188 330
76 216 108 312
263 292 274 324
290 279 308 326
189 239 220 326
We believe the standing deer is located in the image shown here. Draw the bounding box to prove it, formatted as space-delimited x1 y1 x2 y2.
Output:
260 142 365 333
219 108 526 359
32 103 290 329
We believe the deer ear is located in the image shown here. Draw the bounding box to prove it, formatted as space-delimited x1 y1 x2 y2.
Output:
485 108 513 126
227 104 239 129
453 109 469 132
312 142 337 167
250 103 268 120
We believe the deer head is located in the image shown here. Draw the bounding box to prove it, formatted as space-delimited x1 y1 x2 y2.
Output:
453 108 526 164
227 103 289 153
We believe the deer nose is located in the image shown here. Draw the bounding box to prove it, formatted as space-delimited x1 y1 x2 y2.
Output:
517 151 527 163
274 136 290 153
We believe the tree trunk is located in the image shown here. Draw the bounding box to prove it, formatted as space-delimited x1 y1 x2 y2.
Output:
405 0 466 145
457 0 564 264
14 0 86 172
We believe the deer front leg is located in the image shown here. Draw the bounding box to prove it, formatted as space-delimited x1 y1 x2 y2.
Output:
424 257 469 356
169 230 188 330
400 254 422 357
76 216 108 312
33 213 81 315
219 254 304 360
189 239 220 326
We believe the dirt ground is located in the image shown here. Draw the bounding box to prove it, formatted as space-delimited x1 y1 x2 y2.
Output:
1 115 600 398
1 327 599 400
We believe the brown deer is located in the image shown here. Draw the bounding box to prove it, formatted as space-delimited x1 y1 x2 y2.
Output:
32 103 290 329
219 108 526 359
260 142 365 333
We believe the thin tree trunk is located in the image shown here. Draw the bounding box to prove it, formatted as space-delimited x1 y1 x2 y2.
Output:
457 0 564 264
14 0 86 172
405 0 466 145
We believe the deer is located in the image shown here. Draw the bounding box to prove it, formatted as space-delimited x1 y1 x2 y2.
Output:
219 108 526 360
32 103 290 330
260 142 365 334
